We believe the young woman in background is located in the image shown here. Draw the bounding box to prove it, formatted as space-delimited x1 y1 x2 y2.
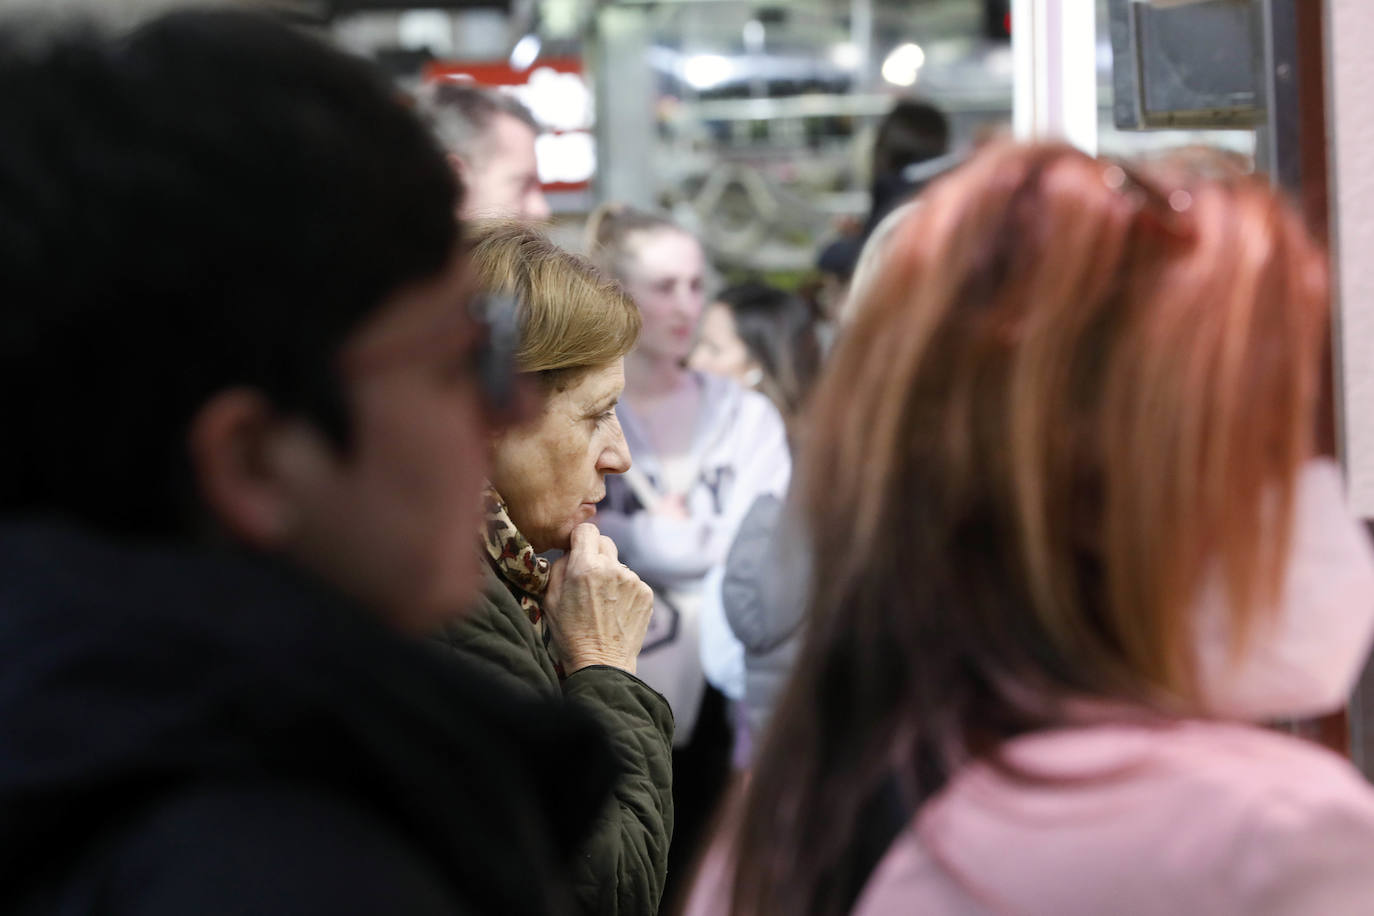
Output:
587 205 791 899
690 281 823 444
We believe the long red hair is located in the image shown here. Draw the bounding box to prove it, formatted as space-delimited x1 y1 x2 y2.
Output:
729 141 1330 916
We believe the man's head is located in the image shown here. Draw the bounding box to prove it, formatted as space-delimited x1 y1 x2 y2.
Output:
419 83 550 222
0 10 514 631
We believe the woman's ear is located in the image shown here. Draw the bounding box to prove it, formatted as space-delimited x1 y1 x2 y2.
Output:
187 389 330 549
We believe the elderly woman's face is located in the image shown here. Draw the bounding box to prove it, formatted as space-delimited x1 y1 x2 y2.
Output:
489 361 632 553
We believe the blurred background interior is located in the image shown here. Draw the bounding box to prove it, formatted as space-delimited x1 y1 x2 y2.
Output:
332 0 1254 276
338 0 1265 278
59 0 1264 282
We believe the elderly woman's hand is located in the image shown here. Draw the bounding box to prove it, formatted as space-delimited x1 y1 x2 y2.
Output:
544 523 655 675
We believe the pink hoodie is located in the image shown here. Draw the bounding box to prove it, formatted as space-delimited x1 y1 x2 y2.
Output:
686 719 1374 915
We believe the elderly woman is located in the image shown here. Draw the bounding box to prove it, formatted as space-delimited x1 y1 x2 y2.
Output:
436 222 672 916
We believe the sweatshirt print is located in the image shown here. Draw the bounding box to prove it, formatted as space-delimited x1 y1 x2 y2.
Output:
597 371 790 741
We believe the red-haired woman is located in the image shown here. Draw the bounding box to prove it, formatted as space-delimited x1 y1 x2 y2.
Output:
686 142 1374 915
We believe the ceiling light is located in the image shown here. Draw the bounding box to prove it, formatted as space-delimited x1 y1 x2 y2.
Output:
683 54 734 90
830 41 862 70
881 42 926 87
509 33 541 72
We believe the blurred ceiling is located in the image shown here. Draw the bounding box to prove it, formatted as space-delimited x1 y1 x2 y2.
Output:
278 0 512 21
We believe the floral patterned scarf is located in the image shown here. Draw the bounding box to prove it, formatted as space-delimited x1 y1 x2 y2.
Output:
480 485 561 673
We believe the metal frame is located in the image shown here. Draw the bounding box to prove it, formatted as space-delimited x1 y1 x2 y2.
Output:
1012 0 1098 153
1110 0 1262 130
1251 0 1301 190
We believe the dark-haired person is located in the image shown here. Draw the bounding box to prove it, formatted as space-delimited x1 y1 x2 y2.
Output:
418 81 550 221
690 281 823 444
0 11 618 915
817 98 959 319
688 143 1374 914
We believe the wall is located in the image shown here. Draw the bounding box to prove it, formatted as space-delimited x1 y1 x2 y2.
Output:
1328 0 1374 514
1328 0 1374 773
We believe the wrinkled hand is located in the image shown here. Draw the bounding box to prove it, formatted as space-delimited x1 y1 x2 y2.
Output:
544 523 655 675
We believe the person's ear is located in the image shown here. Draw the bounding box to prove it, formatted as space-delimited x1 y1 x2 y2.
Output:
187 389 332 550
447 151 471 193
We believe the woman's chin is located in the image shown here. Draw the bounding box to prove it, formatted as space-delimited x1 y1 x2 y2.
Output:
534 526 570 555
548 508 598 553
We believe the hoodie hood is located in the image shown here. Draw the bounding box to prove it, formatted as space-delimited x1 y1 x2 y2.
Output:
0 519 615 913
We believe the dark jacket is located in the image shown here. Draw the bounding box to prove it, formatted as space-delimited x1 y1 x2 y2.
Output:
0 520 618 916
436 562 674 916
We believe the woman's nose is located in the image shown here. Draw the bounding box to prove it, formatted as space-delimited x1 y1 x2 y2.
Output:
673 302 699 329
598 423 632 475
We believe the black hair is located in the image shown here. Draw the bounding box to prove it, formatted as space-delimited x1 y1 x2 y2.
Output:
818 100 953 282
871 98 950 179
0 9 460 536
715 282 823 424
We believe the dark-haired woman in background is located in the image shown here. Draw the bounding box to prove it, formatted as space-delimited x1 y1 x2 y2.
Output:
687 141 1374 915
690 282 823 762
690 281 823 445
816 98 960 320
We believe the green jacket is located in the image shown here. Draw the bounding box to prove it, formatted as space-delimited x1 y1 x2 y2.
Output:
435 561 674 916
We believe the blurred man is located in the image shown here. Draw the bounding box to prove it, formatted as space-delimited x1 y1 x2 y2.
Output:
0 10 614 915
420 82 552 221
